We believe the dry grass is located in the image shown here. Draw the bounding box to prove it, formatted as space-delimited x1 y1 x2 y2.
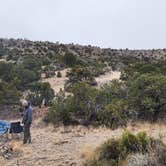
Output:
126 122 166 143
80 144 96 165
1 121 165 166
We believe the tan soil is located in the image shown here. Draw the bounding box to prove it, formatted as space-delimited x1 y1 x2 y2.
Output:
95 71 121 87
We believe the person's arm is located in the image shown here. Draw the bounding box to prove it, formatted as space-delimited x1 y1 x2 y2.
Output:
22 110 28 124
26 108 32 125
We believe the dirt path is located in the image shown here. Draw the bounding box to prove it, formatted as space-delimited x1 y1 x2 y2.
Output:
1 122 166 166
42 69 121 94
41 69 69 94
95 71 121 87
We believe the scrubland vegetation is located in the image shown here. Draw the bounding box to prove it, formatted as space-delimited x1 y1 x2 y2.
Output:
0 39 166 165
85 131 166 166
47 61 166 127
0 39 166 126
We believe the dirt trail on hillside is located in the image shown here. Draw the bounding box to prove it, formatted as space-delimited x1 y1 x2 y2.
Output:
95 71 121 87
42 69 69 94
42 69 121 94
1 122 166 166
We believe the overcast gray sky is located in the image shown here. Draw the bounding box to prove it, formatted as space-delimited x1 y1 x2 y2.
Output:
0 0 166 49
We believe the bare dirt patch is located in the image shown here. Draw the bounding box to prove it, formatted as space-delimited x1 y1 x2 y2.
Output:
95 71 121 87
42 69 121 94
41 69 69 94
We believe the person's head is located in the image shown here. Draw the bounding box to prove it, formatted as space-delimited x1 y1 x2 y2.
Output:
25 102 31 109
20 99 31 109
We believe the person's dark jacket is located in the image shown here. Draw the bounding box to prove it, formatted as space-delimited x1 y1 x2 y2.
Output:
22 106 33 125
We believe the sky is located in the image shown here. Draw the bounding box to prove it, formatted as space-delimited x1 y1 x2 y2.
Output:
0 0 166 49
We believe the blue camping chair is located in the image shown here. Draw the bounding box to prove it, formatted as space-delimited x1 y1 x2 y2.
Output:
0 121 23 141
0 120 10 141
0 120 10 134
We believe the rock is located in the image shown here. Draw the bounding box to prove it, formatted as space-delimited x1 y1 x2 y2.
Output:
0 144 13 159
126 153 148 166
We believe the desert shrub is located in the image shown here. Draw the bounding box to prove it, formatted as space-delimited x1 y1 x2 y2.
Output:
47 83 98 125
97 99 128 129
0 81 20 105
119 131 149 158
62 52 77 67
136 132 150 151
46 95 74 125
120 61 166 122
98 80 127 106
147 140 166 166
28 82 54 106
65 66 96 91
21 55 42 71
0 61 14 82
128 74 166 121
0 61 41 90
97 139 120 161
121 61 166 81
40 57 51 66
47 81 129 128
44 65 56 78
57 71 62 78
0 49 8 57
13 66 40 90
85 131 162 166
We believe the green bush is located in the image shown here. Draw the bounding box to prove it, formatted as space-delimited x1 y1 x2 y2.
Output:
86 131 155 166
119 131 149 158
97 99 128 129
0 61 14 82
0 81 20 105
62 52 77 67
65 66 96 91
47 82 129 128
121 62 166 81
21 55 42 71
47 83 98 125
46 95 74 125
97 139 120 161
129 74 166 121
28 82 54 106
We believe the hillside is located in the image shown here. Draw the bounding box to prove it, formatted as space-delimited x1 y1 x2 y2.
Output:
0 38 166 166
1 38 166 62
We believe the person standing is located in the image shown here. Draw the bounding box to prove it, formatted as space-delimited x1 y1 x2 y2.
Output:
22 101 33 144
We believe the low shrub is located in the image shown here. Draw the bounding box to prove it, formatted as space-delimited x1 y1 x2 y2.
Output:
46 95 74 125
57 71 62 78
97 99 128 129
85 131 161 166
119 131 149 158
47 82 129 128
